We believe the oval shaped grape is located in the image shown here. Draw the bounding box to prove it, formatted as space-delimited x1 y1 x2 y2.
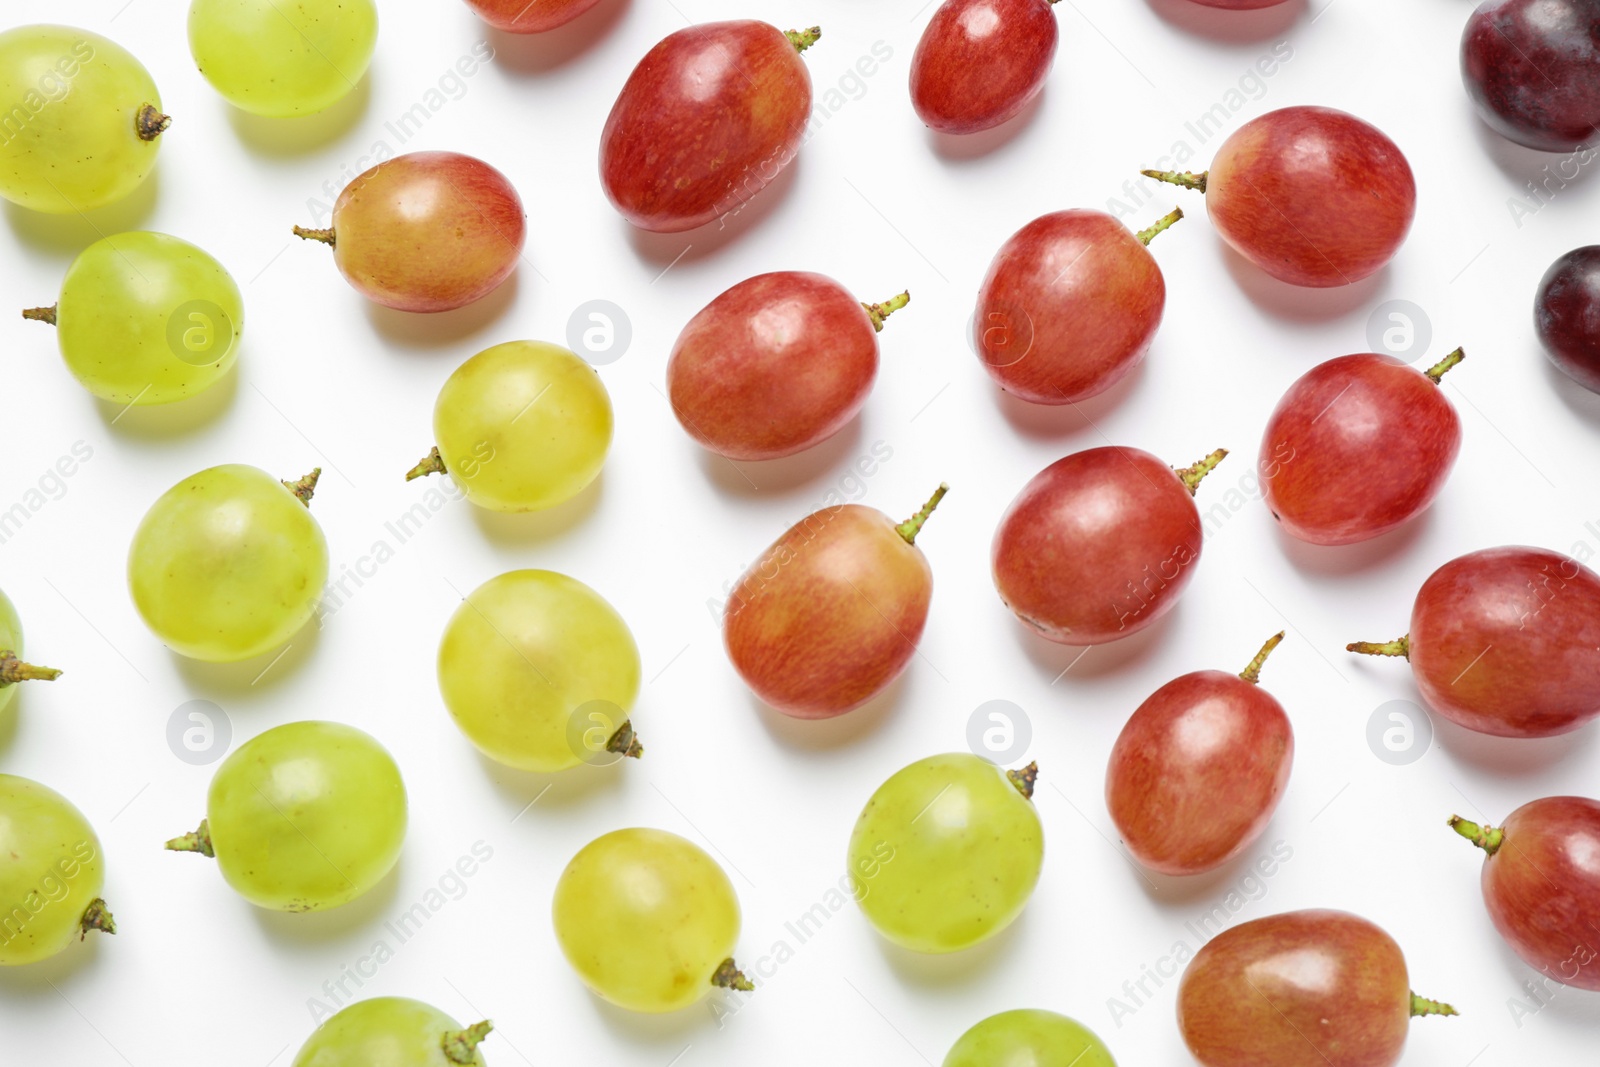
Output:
910 0 1059 135
1462 0 1600 152
553 828 750 1013
25 232 243 406
1107 633 1292 875
601 22 818 233
944 1009 1116 1067
1536 245 1600 393
0 775 115 966
1348 546 1600 738
974 207 1180 405
0 25 168 213
725 485 946 718
1260 350 1463 546
408 341 612 512
1178 910 1456 1067
464 0 602 32
128 465 328 663
850 753 1042 954
189 0 377 117
668 272 908 460
993 446 1225 645
0 589 60 716
296 152 525 313
439 570 642 772
1144 106 1415 287
292 996 492 1067
166 721 406 912
1450 797 1600 990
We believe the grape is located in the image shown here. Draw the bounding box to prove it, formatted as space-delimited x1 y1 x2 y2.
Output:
408 341 613 513
1536 245 1600 393
465 0 604 33
438 569 642 772
944 1009 1117 1067
0 588 60 716
128 465 329 663
1462 0 1600 152
552 828 749 1013
188 0 378 117
910 0 1060 135
848 753 1043 954
0 25 167 213
292 996 492 1066
166 721 406 912
24 231 243 406
0 774 115 966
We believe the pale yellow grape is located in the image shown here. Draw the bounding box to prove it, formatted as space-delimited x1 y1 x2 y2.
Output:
0 588 61 716
293 997 491 1066
944 1009 1118 1067
188 0 378 117
0 775 114 966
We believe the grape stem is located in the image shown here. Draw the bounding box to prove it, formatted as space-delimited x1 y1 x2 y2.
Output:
606 720 644 760
862 291 910 333
136 104 171 141
21 305 57 326
79 898 116 939
165 819 215 858
711 958 755 992
784 26 822 53
1007 761 1039 801
407 447 446 482
0 651 62 686
1425 347 1465 384
442 1020 493 1064
1239 632 1286 684
1347 635 1410 660
1410 992 1459 1018
1135 207 1184 247
1142 169 1209 194
283 469 322 507
1175 448 1228 495
1448 815 1504 855
293 225 337 248
896 483 949 546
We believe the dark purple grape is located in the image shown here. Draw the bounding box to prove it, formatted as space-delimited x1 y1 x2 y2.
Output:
1461 0 1600 152
1537 246 1600 392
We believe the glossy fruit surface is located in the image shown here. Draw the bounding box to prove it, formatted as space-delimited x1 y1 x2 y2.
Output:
292 996 492 1067
725 486 945 718
0 589 60 716
297 152 525 313
168 721 406 912
553 828 747 1013
128 465 328 663
1462 0 1600 152
973 208 1178 405
0 25 167 213
944 1009 1116 1067
993 446 1223 644
1349 546 1600 737
409 341 612 512
1178 910 1455 1067
668 272 906 460
601 22 816 232
0 775 114 966
465 0 603 32
1451 797 1600 990
1536 245 1600 392
1260 351 1463 546
189 0 377 117
28 231 243 405
1107 634 1292 875
909 0 1059 135
850 753 1042 954
1145 106 1415 287
438 570 641 772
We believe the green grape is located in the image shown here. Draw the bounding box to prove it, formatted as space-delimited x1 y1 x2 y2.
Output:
0 588 61 716
24 231 243 405
128 465 328 663
0 25 167 213
408 341 613 513
0 774 115 966
552 828 750 1013
166 720 406 912
848 753 1043 954
293 996 492 1067
944 1009 1117 1067
188 0 378 118
438 569 641 772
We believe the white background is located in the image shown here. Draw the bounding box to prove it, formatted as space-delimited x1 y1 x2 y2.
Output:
1 0 1597 1064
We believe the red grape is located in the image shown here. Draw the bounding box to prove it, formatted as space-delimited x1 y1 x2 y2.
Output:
1106 633 1292 875
1451 797 1600 990
600 22 817 233
294 152 525 313
667 273 908 460
992 446 1225 645
1462 0 1600 152
909 0 1059 135
464 0 603 32
1178 910 1456 1067
1536 245 1600 393
973 207 1181 405
1349 546 1600 738
1143 106 1416 288
1259 350 1463 546
725 486 945 719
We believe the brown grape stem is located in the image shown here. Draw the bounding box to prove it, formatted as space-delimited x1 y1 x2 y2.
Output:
0 651 62 686
1409 992 1459 1018
895 483 949 545
1175 448 1228 496
862 291 910 333
165 819 215 858
1347 635 1410 660
1425 347 1465 384
136 103 171 141
1448 815 1504 855
294 225 337 248
1239 632 1286 684
442 1020 493 1064
711 957 754 992
606 720 644 760
785 26 822 53
1007 761 1039 801
283 468 321 507
407 447 446 482
1135 207 1184 247
79 898 116 939
1142 169 1208 194
22 304 57 326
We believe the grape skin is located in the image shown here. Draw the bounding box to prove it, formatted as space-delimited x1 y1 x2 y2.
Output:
0 589 28 715
188 0 378 117
944 1009 1118 1067
0 775 112 966
292 996 491 1067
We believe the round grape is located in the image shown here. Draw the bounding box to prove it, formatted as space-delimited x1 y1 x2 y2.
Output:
188 0 378 117
0 588 61 716
944 1010 1117 1067
0 774 115 966
292 996 492 1067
